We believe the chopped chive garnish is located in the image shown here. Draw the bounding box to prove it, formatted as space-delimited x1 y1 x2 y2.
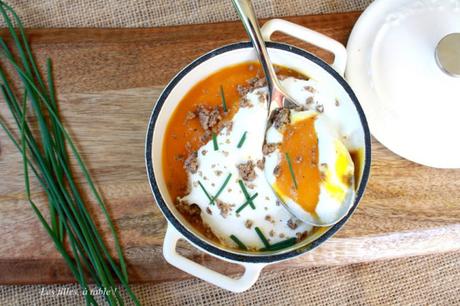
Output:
236 192 258 214
220 85 227 112
212 132 218 151
260 237 297 251
211 173 232 204
237 131 247 148
198 181 214 204
238 180 255 209
255 227 270 248
230 234 247 250
285 152 298 189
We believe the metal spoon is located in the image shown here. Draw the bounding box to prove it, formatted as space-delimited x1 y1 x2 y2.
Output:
231 0 355 227
231 0 298 113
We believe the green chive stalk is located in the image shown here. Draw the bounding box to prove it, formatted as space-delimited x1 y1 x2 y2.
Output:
0 2 139 305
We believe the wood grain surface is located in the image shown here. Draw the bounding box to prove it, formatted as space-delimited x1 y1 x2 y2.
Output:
0 12 459 284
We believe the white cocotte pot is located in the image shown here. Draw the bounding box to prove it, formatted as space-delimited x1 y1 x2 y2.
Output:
145 19 371 292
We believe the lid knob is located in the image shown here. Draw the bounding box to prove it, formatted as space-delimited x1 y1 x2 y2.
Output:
436 33 460 77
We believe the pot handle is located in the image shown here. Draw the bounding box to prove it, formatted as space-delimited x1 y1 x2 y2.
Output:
261 18 347 76
163 224 266 292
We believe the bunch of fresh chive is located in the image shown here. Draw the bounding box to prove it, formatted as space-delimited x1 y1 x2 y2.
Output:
0 2 138 305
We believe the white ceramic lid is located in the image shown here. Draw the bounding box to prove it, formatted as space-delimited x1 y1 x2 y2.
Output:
346 0 460 168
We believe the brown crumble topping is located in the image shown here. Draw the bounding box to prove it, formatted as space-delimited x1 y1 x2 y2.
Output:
335 98 340 107
211 183 215 187
226 121 233 132
240 97 253 108
296 231 308 242
201 150 207 156
245 219 253 229
226 123 234 136
273 165 281 177
217 120 233 135
269 230 275 237
287 218 298 230
227 188 232 192
176 200 201 218
206 207 212 215
256 158 265 170
237 84 250 97
306 96 314 105
199 130 211 144
246 77 258 87
262 143 277 155
294 104 309 112
215 170 223 176
237 160 256 181
256 91 268 103
185 111 196 120
196 105 222 130
217 200 234 218
272 108 290 129
316 104 324 113
254 77 266 88
265 215 275 224
184 151 199 174
247 75 266 89
279 233 286 238
304 85 316 93
265 196 270 201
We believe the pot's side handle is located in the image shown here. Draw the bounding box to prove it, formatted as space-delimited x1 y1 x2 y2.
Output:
163 224 266 293
261 19 347 76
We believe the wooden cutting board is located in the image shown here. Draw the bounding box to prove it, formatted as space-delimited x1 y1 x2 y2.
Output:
0 11 459 285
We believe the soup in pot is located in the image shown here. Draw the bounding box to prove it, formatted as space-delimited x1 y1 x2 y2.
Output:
162 62 362 252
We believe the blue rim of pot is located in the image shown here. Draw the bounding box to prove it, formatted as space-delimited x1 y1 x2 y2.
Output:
145 41 372 263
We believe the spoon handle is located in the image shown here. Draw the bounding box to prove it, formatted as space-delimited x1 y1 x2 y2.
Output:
231 0 280 92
